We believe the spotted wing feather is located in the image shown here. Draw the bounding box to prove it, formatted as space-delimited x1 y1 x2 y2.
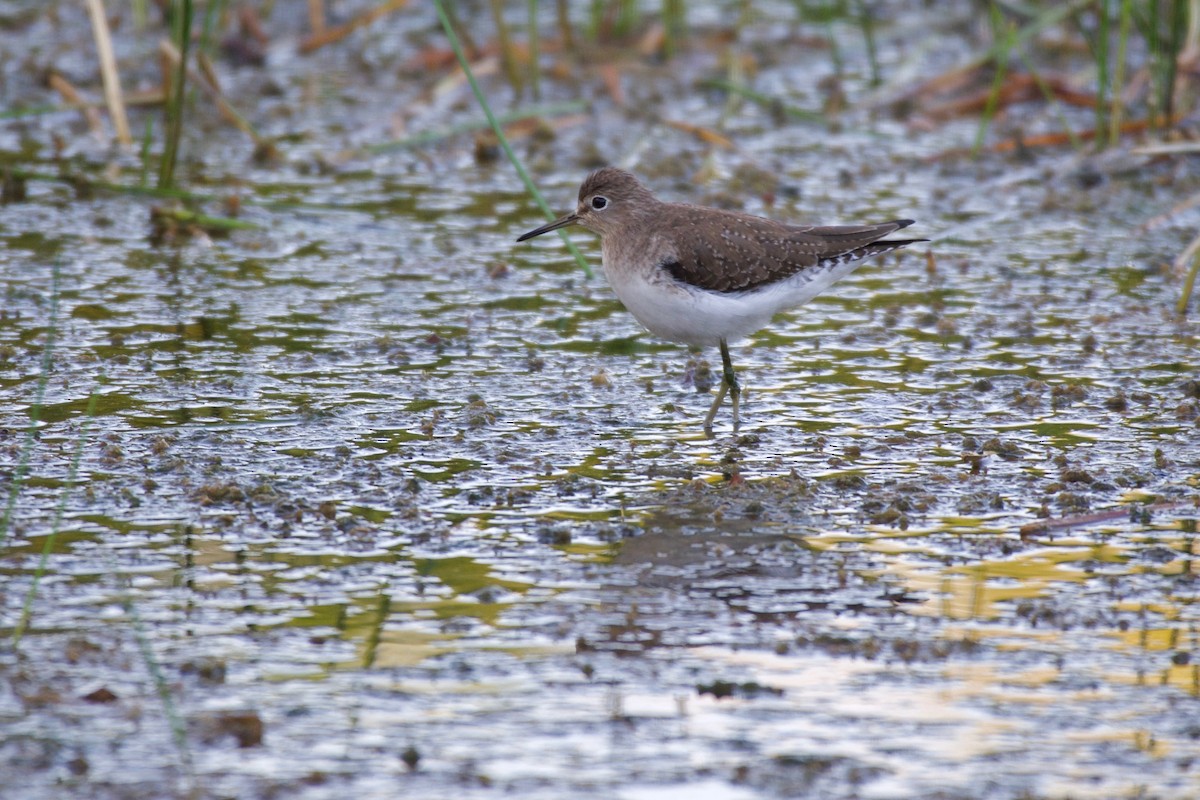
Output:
661 204 921 293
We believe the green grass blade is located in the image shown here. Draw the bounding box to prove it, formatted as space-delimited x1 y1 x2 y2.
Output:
122 573 195 781
434 0 594 278
1017 51 1082 150
362 101 587 154
973 3 1015 157
528 0 542 99
853 0 881 86
159 0 193 190
700 78 827 124
1179 240 1200 315
1110 0 1132 144
1094 0 1111 147
12 372 105 648
0 261 60 550
139 116 154 187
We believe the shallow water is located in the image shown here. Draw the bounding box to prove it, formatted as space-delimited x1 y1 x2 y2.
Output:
2 4 1200 799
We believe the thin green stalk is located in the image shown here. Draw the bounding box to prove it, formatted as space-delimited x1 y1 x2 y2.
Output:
556 0 575 51
159 0 193 190
1017 51 1082 150
973 3 1015 158
528 0 541 100
1179 246 1200 316
199 0 227 55
441 0 479 56
434 0 593 278
139 116 153 187
14 167 216 203
853 0 880 86
122 570 195 780
822 3 845 80
614 0 637 37
151 206 259 231
1145 0 1163 128
6 166 433 215
589 0 604 39
12 373 105 647
0 261 60 551
1110 0 1132 145
996 0 1094 61
0 104 71 120
1094 0 1111 147
736 0 753 31
1163 0 1187 121
1134 0 1177 131
700 78 826 124
919 0 1092 105
364 101 587 154
663 0 685 58
489 0 522 94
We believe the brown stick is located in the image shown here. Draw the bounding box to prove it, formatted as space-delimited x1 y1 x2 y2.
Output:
298 0 410 54
85 0 132 145
307 0 326 36
158 39 261 144
47 72 104 134
929 115 1186 161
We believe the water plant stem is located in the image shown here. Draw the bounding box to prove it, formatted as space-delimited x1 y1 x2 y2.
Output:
1109 0 1132 145
1177 237 1200 315
853 0 880 86
974 3 1015 158
528 0 541 99
0 262 59 551
364 101 587 154
159 0 192 190
700 78 825 124
1092 0 1111 147
12 373 104 648
433 0 593 278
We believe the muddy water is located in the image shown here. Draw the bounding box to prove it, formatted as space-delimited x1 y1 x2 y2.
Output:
2 4 1199 800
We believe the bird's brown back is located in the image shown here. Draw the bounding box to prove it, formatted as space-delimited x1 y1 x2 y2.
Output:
657 203 919 293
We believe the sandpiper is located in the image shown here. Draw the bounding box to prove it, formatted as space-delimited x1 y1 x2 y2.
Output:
517 167 924 433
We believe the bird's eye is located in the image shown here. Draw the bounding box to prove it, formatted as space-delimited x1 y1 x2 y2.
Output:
590 195 608 210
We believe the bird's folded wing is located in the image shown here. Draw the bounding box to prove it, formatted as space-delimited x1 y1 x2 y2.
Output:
663 207 911 294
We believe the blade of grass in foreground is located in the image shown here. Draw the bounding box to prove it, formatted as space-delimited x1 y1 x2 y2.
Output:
5 369 197 784
12 372 105 648
1109 0 1133 146
433 0 594 279
121 571 196 784
700 78 826 125
973 2 1016 158
362 101 586 154
1176 232 1200 315
159 0 192 190
0 261 60 551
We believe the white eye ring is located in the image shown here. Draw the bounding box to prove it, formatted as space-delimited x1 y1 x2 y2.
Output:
590 195 609 210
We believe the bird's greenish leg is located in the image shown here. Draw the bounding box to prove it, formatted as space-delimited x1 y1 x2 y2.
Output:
703 378 728 432
720 338 740 430
703 338 740 433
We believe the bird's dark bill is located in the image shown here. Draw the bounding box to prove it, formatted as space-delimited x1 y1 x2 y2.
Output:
516 213 579 242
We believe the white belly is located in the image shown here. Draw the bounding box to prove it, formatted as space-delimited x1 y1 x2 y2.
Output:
602 256 857 348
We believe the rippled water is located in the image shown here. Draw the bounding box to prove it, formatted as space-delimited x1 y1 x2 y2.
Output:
2 4 1200 799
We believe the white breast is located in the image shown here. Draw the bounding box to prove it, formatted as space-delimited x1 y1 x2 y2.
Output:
600 245 862 348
